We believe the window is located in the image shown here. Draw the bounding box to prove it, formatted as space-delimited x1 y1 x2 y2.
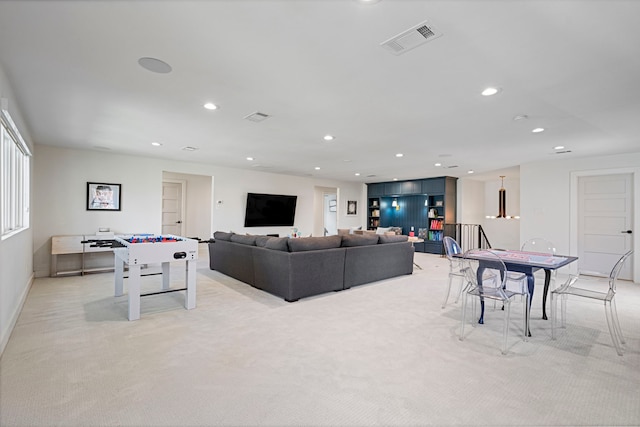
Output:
1 98 31 239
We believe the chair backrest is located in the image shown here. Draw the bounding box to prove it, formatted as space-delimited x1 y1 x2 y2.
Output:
443 236 462 260
463 249 508 293
609 250 634 292
521 237 556 255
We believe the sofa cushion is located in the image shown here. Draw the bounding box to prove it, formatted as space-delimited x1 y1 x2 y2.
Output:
264 237 289 251
255 235 273 247
287 235 342 252
230 234 257 246
341 234 379 247
350 226 362 234
379 234 409 244
213 231 233 241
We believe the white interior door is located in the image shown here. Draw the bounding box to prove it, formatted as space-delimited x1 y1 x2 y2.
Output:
162 181 185 236
578 174 633 279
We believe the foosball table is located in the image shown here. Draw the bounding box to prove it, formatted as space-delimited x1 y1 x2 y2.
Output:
112 234 199 320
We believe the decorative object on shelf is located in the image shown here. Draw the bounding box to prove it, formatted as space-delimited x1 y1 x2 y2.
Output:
87 182 121 211
372 200 378 207
346 200 357 216
435 200 443 207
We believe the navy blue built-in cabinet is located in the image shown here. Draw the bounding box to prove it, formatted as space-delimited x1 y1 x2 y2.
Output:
366 176 457 254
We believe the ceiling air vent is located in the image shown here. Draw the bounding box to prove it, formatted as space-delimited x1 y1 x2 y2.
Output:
244 112 270 122
380 20 443 56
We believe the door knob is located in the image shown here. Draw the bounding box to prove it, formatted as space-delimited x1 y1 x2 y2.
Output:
176 220 182 224
620 230 632 234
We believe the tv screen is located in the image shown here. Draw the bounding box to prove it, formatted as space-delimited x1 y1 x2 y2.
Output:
244 193 297 227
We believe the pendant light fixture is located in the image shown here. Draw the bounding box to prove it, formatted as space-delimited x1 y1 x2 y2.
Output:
486 176 520 219
498 176 506 218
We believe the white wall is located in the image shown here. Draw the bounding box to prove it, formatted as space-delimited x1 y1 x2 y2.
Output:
0 65 34 355
457 175 520 250
32 145 366 277
521 152 640 281
481 177 520 250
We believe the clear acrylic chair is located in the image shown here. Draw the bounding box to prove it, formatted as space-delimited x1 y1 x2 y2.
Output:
441 236 468 309
459 249 529 355
505 238 556 314
551 250 633 356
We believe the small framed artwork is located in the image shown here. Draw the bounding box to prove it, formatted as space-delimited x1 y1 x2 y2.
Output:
346 200 357 216
87 182 121 211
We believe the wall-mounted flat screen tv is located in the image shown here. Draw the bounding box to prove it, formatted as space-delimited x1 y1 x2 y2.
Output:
244 192 297 227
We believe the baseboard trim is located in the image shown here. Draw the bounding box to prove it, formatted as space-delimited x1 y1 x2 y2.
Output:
0 272 34 358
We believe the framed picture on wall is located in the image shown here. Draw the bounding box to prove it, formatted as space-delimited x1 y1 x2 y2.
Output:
346 200 357 216
87 182 121 211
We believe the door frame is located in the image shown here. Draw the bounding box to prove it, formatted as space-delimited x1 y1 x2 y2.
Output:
162 179 186 237
570 167 639 282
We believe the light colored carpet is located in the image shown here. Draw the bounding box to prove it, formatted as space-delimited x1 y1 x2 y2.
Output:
1 246 639 426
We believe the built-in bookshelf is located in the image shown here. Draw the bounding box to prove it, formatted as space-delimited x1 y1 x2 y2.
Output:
367 198 380 230
366 177 457 254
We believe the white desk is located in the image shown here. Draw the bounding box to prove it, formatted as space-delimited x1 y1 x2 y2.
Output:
51 234 115 276
113 235 198 321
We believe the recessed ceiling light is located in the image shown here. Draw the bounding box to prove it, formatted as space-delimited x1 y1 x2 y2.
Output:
246 157 254 161
323 135 334 141
481 87 500 96
434 163 442 167
554 146 565 150
204 103 218 110
138 57 172 74
315 167 321 170
151 142 162 147
395 153 403 157
355 173 360 176
532 127 545 133
467 170 474 174
393 178 398 181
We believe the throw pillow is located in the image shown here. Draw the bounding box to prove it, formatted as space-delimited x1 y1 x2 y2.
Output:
389 226 403 235
255 236 273 247
264 237 289 251
230 234 257 246
349 226 362 234
376 227 391 235
213 231 233 241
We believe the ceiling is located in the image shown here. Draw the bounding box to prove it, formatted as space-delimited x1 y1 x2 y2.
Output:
1 1 639 183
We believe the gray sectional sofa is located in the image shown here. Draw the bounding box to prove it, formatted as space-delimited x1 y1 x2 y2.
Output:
208 232 415 302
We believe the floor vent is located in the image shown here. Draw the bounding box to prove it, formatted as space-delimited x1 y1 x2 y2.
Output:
380 20 443 56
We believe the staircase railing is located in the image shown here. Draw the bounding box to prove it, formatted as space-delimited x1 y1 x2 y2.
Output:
444 223 492 252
